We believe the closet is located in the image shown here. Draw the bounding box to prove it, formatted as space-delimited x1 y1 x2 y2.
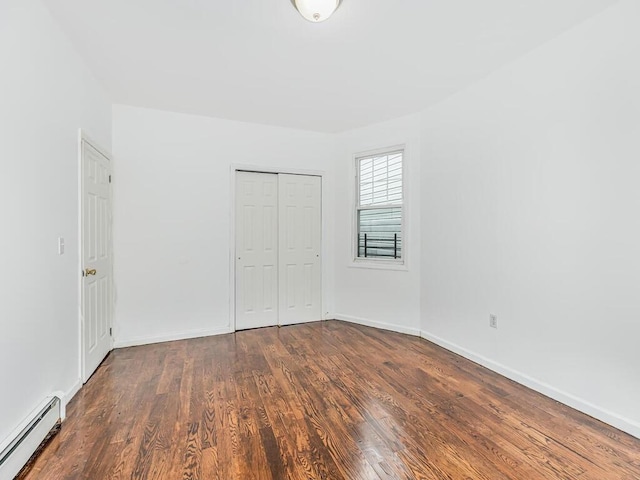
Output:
235 171 322 330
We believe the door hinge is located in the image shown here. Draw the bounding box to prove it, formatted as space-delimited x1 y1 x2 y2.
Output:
108 174 112 183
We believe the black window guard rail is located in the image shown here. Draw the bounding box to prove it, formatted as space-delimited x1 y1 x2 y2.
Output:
358 233 401 259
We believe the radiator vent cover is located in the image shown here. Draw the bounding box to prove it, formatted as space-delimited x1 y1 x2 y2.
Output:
0 396 61 480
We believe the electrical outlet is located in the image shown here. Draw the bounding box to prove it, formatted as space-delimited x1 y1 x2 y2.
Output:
489 314 498 329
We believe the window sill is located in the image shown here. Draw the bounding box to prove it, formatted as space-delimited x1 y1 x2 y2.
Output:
348 260 408 271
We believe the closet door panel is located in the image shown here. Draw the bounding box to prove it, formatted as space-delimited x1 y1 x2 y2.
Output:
278 174 322 325
235 172 279 330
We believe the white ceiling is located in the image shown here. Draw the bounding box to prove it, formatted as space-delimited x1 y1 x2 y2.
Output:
43 0 618 132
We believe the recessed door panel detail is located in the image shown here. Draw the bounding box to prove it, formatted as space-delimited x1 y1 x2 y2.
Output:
88 281 97 349
304 263 313 307
98 276 108 338
99 197 108 259
243 266 255 313
88 194 97 262
263 206 275 251
263 265 275 311
286 206 296 250
286 264 296 309
304 207 313 250
243 206 255 252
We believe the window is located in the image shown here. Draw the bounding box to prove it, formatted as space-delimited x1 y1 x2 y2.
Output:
355 149 404 262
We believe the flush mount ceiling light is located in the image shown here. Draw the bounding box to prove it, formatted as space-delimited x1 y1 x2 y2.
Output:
291 0 342 22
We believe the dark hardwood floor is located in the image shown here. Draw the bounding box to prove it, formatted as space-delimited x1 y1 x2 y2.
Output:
20 321 640 479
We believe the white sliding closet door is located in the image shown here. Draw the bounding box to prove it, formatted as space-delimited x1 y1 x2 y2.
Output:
278 174 322 325
235 171 322 330
235 172 279 330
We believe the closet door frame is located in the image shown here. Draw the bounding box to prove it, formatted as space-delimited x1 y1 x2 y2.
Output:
229 164 327 331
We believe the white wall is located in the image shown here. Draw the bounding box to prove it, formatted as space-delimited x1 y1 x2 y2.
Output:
420 0 640 437
333 114 422 335
0 0 111 449
2 0 635 454
111 105 336 346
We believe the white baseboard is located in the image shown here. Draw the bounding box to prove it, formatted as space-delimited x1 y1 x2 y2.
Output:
420 330 640 440
114 326 233 348
279 318 323 327
57 380 81 420
335 314 421 337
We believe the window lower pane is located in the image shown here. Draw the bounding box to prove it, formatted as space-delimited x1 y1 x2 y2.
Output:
357 208 402 259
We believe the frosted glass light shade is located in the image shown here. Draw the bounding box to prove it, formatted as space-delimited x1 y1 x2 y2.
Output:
293 0 341 22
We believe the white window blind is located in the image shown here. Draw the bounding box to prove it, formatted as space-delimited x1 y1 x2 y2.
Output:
356 150 404 261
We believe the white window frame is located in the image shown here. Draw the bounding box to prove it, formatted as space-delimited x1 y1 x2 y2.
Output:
352 145 406 269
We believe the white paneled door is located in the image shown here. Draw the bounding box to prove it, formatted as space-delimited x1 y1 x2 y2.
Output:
235 172 279 330
81 137 113 382
235 171 322 330
278 174 322 325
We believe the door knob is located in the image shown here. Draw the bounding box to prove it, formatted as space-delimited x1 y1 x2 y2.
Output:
85 268 97 276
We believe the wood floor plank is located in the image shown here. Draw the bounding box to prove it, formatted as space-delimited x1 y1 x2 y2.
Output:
18 320 640 480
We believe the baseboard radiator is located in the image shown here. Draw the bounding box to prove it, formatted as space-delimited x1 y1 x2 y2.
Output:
0 397 61 480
